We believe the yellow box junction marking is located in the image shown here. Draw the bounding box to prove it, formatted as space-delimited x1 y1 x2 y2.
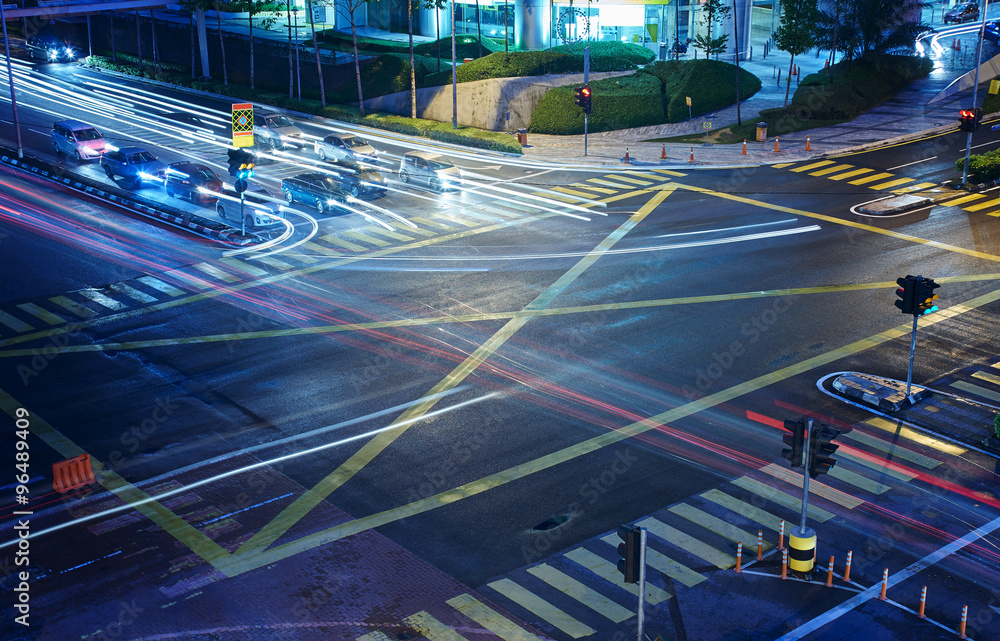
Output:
231 103 253 148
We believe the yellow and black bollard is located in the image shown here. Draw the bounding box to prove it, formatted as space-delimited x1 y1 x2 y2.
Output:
788 526 816 573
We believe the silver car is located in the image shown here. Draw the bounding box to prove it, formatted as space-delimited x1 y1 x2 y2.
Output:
51 120 109 161
314 133 379 164
398 151 460 192
253 111 304 150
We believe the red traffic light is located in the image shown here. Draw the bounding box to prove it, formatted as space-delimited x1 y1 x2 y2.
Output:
581 86 591 98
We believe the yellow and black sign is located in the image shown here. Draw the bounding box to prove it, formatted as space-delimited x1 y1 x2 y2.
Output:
232 103 254 148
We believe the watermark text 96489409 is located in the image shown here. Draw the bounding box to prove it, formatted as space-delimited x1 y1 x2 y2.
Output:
12 406 33 627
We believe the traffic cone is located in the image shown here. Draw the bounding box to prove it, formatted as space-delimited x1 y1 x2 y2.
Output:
773 137 780 152
742 139 748 155
624 148 630 164
805 136 811 151
661 145 667 160
689 147 694 163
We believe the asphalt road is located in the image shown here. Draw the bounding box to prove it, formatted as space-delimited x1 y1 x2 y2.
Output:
1 55 999 641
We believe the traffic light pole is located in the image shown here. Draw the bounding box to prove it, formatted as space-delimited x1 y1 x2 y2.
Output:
799 418 813 535
961 1 989 185
240 190 246 236
637 527 646 641
584 114 588 157
0 2 24 159
905 314 918 398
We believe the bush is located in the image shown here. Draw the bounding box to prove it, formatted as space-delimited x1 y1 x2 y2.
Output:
457 49 639 82
955 148 1000 183
530 73 664 134
983 90 1000 115
549 40 656 66
639 59 761 123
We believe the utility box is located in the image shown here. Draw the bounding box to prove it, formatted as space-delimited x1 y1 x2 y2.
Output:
517 128 528 146
756 122 768 142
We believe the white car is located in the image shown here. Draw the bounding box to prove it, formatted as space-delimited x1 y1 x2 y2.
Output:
314 133 379 164
398 151 460 192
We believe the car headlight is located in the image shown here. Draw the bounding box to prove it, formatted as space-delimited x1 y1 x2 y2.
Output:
64 47 73 56
48 49 58 59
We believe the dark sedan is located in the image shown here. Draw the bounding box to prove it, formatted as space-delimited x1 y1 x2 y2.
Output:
985 20 1000 45
164 162 223 206
26 35 77 62
326 160 387 198
281 173 350 214
944 2 979 24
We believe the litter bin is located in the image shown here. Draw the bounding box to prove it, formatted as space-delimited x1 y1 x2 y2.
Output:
517 128 528 146
755 122 768 142
659 41 667 61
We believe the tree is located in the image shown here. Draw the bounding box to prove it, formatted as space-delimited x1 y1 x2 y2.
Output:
819 0 926 66
135 11 143 71
774 0 819 107
407 0 417 118
306 0 326 107
334 0 376 116
149 9 161 76
287 1 294 98
179 0 216 78
216 0 228 85
692 0 730 59
238 1 278 90
109 11 116 63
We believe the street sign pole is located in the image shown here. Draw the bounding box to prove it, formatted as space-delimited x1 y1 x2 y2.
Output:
240 190 246 236
0 1 24 158
584 46 590 157
905 314 918 398
961 0 990 185
637 527 647 641
799 418 813 535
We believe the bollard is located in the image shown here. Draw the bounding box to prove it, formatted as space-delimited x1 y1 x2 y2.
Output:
843 551 852 583
688 147 694 163
773 137 780 153
805 136 811 151
777 68 781 86
825 556 834 587
778 520 785 551
918 586 926 619
661 145 667 160
735 542 743 573
781 549 788 579
959 605 968 639
624 148 630 164
879 568 888 601
757 530 763 561
788 528 816 572
741 139 748 155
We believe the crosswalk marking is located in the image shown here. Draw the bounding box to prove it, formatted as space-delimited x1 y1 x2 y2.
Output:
848 172 894 186
552 186 602 199
598 534 705 588
563 548 671 605
16 303 66 326
281 251 322 265
571 182 615 194
972 370 1000 386
527 564 633 622
78 289 128 310
356 631 394 641
160 269 211 290
255 256 296 271
437 214 480 228
301 240 344 255
828 466 890 494
868 177 914 190
587 178 633 189
403 611 467 641
841 429 941 469
807 163 854 176
319 233 368 251
192 262 240 283
893 182 938 194
938 193 986 207
445 593 543 641
790 160 835 173
759 463 864 509
611 175 654 186
730 477 835 522
363 227 414 242
950 380 1000 405
637 517 734 568
109 283 159 304
669 504 769 549
700 489 791 533
864 417 966 456
836 450 916 482
772 163 795 169
963 199 1000 212
137 276 186 297
539 190 587 204
827 168 873 181
219 258 268 277
487 578 596 638
395 225 436 236
0 309 34 332
343 230 392 246
49 296 98 319
652 169 686 176
410 216 455 230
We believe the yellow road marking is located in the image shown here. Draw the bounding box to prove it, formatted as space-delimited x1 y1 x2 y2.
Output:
611 174 654 186
78 289 127 310
700 488 791 534
110 283 158 303
192 262 240 283
232 188 676 559
730 477 835 522
599 535 706 588
0 310 33 333
446 594 544 641
403 611 468 641
219 258 268 277
527 564 634 621
652 169 687 176
772 163 795 169
826 168 873 181
280 250 321 265
16 303 65 326
564 548 671 604
363 227 414 242
790 160 835 173
836 450 916 482
49 296 97 319
950 380 1000 405
342 230 392 246
137 276 186 297
865 417 967 456
670 503 770 548
848 172 894 186
938 194 986 207
552 186 602 199
963 199 1000 212
409 216 454 230
841 429 941 469
759 463 864 508
808 164 854 176
570 182 615 194
486 579 596 638
587 178 631 188
318 233 367 251
972 370 1000 386
828 466 891 494
868 177 914 191
255 256 296 271
637 516 734 568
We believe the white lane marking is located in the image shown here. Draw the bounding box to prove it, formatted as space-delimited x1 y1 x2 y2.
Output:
653 218 797 239
887 157 937 170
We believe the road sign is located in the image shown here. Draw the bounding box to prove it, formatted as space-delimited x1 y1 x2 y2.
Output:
232 103 254 148
685 96 692 107
702 121 713 130
312 4 326 23
990 79 1000 95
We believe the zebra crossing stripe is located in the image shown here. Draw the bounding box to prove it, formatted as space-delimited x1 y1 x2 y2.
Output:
938 193 986 207
527 563 633 622
847 172 894 186
343 230 392 246
964 199 1000 212
280 251 322 265
137 276 186 297
77 289 128 310
445 594 544 641
356 631 395 641
807 164 854 176
730 477 835 522
637 517 734 568
570 182 615 194
0 309 34 332
563 548 671 605
790 160 835 173
301 240 344 254
950 380 1000 406
587 178 632 189
487 578 596 638
319 233 368 251
610 175 654 186
864 417 966 456
700 489 791 534
759 463 864 509
16 303 66 326
598 534 705 588
49 296 98 319
868 177 914 191
108 283 158 304
827 466 891 494
255 256 297 271
437 214 479 228
192 262 240 283
410 216 455 230
403 611 467 641
834 450 916 482
826 168 873 181
363 227 414 242
841 429 941 469
219 258 268 277
652 169 686 177
669 504 767 550
972 370 1000 386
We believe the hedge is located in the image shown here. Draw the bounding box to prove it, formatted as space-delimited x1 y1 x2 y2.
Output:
955 148 1000 184
550 41 656 66
983 90 1000 115
457 41 653 82
638 59 761 123
530 73 664 135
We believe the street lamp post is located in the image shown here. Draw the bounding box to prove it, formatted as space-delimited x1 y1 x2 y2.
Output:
0 1 24 158
293 6 301 101
961 0 990 186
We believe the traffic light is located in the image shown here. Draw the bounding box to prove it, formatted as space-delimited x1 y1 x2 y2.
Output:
227 148 242 177
616 525 641 584
580 85 592 114
959 108 980 132
894 275 917 315
914 277 940 316
808 424 841 478
781 419 806 468
227 148 255 179
574 86 585 109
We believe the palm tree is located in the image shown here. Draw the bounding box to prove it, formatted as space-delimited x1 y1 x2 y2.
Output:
215 0 228 85
109 11 117 62
306 0 326 106
820 0 928 66
149 9 161 76
408 0 416 117
335 0 373 116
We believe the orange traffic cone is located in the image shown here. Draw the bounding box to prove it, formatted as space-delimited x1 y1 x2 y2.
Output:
773 137 780 152
661 145 667 160
742 139 748 155
805 136 812 151
624 148 631 164
689 147 694 163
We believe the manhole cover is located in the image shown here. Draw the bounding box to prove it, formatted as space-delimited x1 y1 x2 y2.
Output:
532 514 571 532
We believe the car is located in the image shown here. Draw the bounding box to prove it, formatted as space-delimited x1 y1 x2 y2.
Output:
216 185 285 230
314 133 379 164
100 147 167 189
253 111 304 150
944 2 979 24
26 34 76 62
164 162 223 206
325 159 387 198
398 151 461 192
51 120 109 162
281 173 350 214
985 20 1000 45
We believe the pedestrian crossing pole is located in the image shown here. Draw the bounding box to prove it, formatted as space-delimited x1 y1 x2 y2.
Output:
790 418 817 573
637 527 647 641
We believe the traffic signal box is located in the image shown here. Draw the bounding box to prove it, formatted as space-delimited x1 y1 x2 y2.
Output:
895 275 916 315
959 108 980 132
227 148 255 193
616 525 641 584
781 419 805 468
895 275 939 317
574 86 592 114
808 424 841 478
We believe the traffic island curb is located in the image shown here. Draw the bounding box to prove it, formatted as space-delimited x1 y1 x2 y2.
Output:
856 194 933 216
1 146 259 246
832 372 929 411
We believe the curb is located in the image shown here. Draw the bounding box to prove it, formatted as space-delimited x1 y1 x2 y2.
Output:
0 146 258 246
856 194 934 216
832 372 929 412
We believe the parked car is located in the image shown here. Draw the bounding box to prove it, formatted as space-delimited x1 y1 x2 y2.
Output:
216 185 285 230
325 159 387 198
314 133 379 164
26 34 76 62
100 147 167 189
398 151 461 192
253 111 304 150
51 120 109 161
164 162 223 206
944 2 979 24
281 173 350 214
985 20 1000 45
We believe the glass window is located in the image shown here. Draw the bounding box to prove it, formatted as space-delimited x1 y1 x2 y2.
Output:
128 152 157 164
267 116 293 128
74 128 103 141
427 158 453 170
